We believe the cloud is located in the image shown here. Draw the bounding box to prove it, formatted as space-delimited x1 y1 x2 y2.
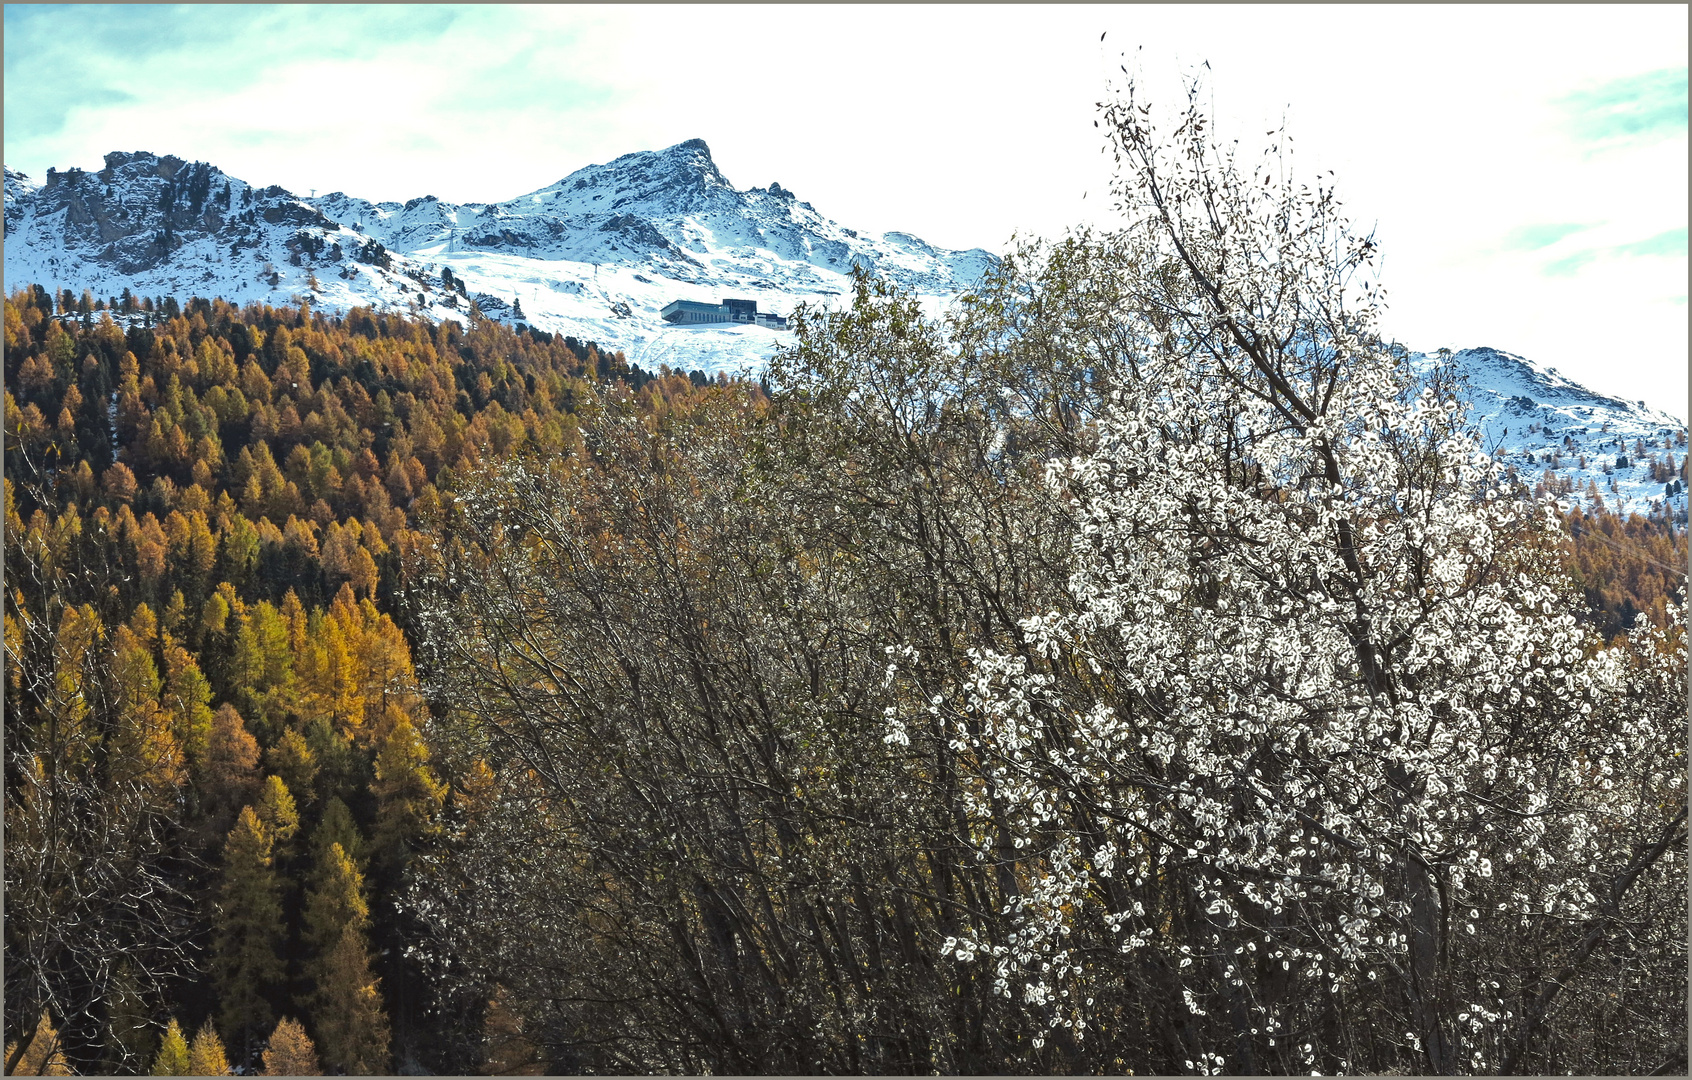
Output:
1 5 631 202
1558 67 1688 146
3 5 1686 416
1539 227 1687 279
1542 249 1598 278
1500 223 1590 251
1612 227 1688 257
2 5 472 151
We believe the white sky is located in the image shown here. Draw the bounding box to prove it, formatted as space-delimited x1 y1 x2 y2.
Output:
5 4 1687 416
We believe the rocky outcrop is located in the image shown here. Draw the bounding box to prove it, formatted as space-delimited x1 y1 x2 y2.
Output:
3 139 999 378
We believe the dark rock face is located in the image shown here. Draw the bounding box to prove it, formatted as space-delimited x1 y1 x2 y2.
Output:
468 227 532 249
4 168 34 237
465 215 567 250
14 151 282 273
884 231 936 256
260 202 326 227
599 214 681 254
98 151 183 181
471 292 512 316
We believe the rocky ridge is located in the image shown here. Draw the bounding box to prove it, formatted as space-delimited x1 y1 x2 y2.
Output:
4 140 994 375
4 147 1684 517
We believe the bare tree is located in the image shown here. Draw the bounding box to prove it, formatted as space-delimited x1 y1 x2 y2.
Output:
5 459 201 1073
400 75 1684 1076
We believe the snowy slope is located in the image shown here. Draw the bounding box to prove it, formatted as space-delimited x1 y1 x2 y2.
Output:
3 141 994 379
1408 347 1687 518
4 148 1684 519
2 152 441 335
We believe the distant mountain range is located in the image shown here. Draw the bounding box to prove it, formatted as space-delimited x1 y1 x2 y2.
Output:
3 140 992 377
3 143 1685 518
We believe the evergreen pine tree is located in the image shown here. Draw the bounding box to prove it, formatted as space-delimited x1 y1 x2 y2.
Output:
213 807 285 1057
310 796 365 871
101 960 157 1072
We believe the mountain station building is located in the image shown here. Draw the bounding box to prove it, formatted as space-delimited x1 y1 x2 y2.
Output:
661 297 788 329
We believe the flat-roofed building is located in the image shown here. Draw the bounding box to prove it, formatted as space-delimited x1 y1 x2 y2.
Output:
660 297 788 330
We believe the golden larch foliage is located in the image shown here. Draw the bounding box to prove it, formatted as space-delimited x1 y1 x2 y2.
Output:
186 1022 230 1076
149 1017 190 1076
259 1018 321 1076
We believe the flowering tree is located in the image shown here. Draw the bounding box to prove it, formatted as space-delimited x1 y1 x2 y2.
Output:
896 79 1687 1074
400 76 1684 1076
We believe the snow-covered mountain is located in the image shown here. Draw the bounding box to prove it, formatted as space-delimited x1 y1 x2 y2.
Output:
1407 347 1686 519
4 146 1685 519
3 141 994 378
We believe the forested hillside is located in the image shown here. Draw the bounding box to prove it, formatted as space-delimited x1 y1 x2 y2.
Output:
1563 507 1687 639
6 280 1685 1074
2 290 724 1074
4 84 1686 1077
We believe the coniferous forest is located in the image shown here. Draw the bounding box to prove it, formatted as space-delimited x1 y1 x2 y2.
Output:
4 88 1686 1076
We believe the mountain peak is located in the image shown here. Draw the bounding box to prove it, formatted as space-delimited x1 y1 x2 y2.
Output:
6 138 994 387
650 137 726 186
96 150 195 183
528 138 736 216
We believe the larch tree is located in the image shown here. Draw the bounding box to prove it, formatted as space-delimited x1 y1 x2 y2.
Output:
161 643 216 772
311 932 392 1076
187 1021 231 1076
149 1017 189 1076
304 842 367 955
303 842 390 1075
212 807 285 1059
369 715 445 875
264 725 318 806
259 1017 321 1076
5 1012 72 1076
254 774 301 862
198 703 260 846
7 595 193 1065
231 600 294 737
108 622 184 797
298 610 360 739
